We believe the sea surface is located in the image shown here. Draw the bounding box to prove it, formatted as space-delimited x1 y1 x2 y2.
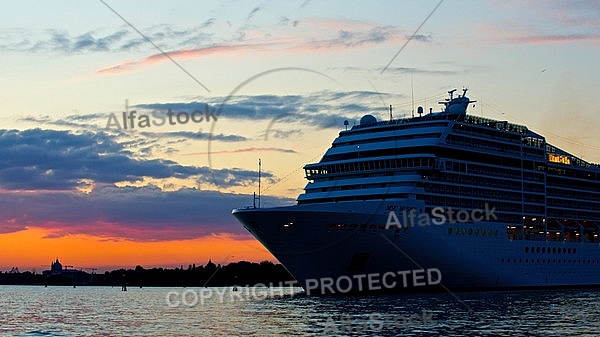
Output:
1 285 599 336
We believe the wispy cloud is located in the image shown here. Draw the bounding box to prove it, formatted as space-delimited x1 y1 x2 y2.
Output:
185 147 297 156
246 6 263 21
94 19 406 75
0 18 217 54
484 0 600 46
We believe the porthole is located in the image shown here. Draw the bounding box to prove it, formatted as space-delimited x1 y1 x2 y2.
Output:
462 228 466 235
448 228 453 235
568 248 571 254
525 247 529 253
573 248 576 254
537 247 540 253
475 229 479 236
494 230 498 236
455 228 459 234
482 229 486 237
542 247 546 253
468 228 473 235
488 229 492 236
553 248 556 254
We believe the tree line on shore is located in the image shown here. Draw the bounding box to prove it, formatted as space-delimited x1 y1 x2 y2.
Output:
0 260 295 287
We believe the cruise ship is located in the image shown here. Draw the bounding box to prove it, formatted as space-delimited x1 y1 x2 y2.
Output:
232 89 600 293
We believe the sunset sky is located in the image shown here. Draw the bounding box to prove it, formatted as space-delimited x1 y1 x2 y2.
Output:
1 0 599 272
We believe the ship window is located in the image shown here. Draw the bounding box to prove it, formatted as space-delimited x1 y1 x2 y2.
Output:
573 248 576 254
568 248 571 254
475 229 479 236
448 228 453 235
536 247 540 253
461 228 466 235
468 229 473 235
553 248 556 253
488 230 493 236
455 228 459 235
482 229 486 236
525 247 529 253
542 247 546 253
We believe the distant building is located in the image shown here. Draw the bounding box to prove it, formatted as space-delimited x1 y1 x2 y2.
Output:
42 258 86 278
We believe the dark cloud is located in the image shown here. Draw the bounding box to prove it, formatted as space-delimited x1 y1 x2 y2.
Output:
411 34 433 43
247 6 263 20
309 25 399 48
0 129 266 190
0 185 293 241
3 19 217 54
136 91 391 129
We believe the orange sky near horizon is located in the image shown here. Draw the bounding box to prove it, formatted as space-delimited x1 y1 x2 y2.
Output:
0 228 275 273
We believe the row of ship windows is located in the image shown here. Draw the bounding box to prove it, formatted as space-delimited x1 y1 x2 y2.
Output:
524 246 576 254
547 198 600 211
547 209 600 221
332 133 442 148
501 258 599 264
426 183 544 204
447 227 499 237
429 173 543 192
443 160 543 182
305 157 434 177
452 123 523 144
548 187 600 202
550 180 600 194
446 134 531 156
424 196 541 219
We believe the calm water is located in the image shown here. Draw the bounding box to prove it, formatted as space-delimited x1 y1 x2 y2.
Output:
1 285 599 336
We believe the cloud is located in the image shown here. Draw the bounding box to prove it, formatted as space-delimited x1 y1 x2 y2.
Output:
186 147 298 156
140 131 247 142
505 33 600 45
1 18 217 54
95 43 274 74
0 129 266 191
381 66 462 76
483 0 600 46
247 6 262 21
411 34 433 43
135 90 394 129
94 20 405 75
0 185 293 241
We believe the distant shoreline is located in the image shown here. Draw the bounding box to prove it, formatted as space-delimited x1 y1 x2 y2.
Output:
0 260 295 287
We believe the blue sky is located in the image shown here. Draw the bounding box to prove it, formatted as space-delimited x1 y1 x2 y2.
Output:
1 0 599 268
